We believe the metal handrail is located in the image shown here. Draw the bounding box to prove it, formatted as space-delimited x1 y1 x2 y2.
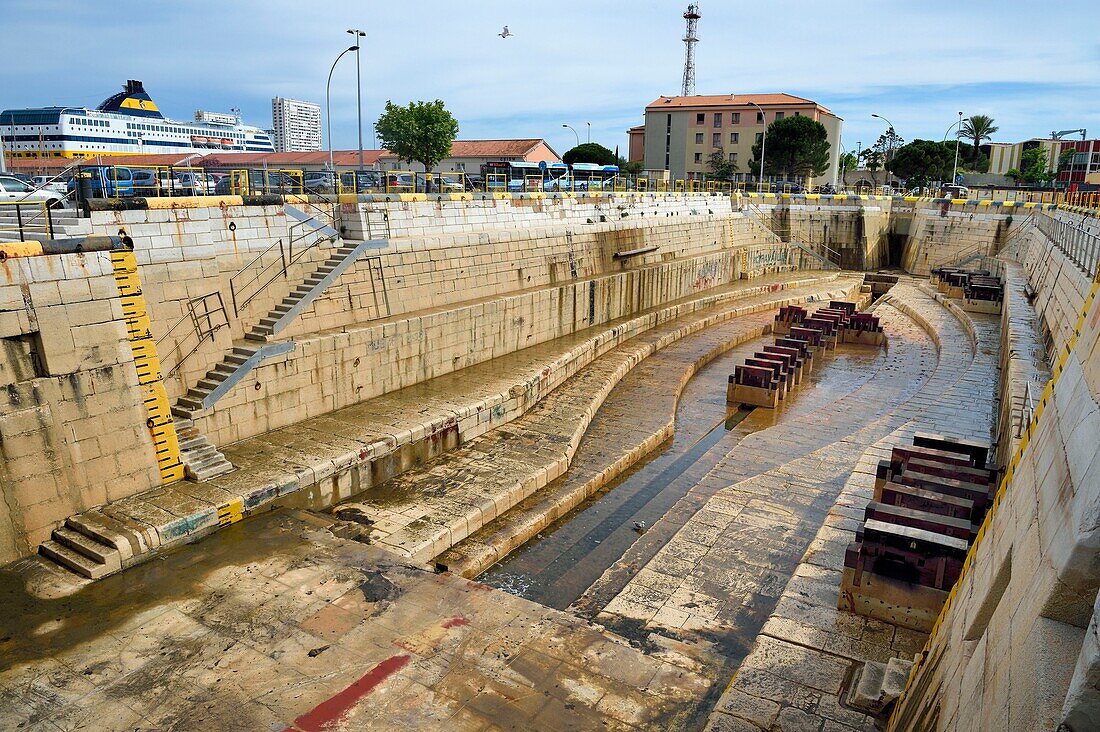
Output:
0 200 54 241
1035 210 1100 279
1015 380 1036 438
229 238 287 316
155 291 229 376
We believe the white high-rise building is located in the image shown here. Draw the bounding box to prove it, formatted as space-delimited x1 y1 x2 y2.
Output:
271 97 322 153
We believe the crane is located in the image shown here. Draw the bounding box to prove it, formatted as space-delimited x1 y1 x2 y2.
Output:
1051 128 1087 140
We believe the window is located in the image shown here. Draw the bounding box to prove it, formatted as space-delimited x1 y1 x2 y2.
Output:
729 132 739 144
728 152 738 163
0 176 33 193
757 111 765 123
731 112 740 124
712 132 721 147
756 133 764 144
695 132 704 144
794 112 801 117
696 113 705 124
694 152 703 163
713 113 723 127
775 112 784 120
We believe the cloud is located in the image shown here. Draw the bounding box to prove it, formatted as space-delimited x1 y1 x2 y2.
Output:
1 0 1096 157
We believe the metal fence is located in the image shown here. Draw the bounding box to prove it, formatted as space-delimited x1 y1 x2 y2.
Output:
1036 211 1100 279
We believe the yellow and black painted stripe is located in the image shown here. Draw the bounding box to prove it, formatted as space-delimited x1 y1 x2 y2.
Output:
110 250 185 484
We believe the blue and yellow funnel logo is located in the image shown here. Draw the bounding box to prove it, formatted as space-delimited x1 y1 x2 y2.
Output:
98 80 164 119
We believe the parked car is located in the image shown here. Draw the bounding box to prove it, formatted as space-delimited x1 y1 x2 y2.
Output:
0 174 68 206
303 171 336 194
31 175 69 194
173 171 215 195
774 181 806 194
214 171 299 196
67 166 135 198
130 169 170 197
939 184 970 199
338 170 384 193
386 173 414 191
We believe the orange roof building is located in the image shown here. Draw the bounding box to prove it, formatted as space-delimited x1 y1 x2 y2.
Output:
634 93 843 186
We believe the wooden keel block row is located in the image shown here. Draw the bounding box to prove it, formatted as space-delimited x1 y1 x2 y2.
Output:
842 434 996 631
775 337 814 374
728 365 779 408
773 305 808 335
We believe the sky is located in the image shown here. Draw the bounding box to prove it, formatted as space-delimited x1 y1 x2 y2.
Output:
2 0 1098 158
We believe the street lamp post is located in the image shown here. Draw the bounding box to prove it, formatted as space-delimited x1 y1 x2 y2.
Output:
563 124 580 148
952 111 963 183
326 45 359 173
346 29 367 170
747 102 766 191
586 122 591 144
871 113 897 184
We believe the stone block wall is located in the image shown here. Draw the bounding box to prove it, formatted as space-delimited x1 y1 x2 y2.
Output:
899 207 1018 276
892 212 1100 731
339 192 735 240
88 205 333 400
0 252 161 563
279 214 758 341
749 200 892 270
194 243 757 447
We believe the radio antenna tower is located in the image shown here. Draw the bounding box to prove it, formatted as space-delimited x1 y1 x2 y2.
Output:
681 4 701 96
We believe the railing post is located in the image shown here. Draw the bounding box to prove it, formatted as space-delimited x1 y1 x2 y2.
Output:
16 204 24 242
45 202 54 239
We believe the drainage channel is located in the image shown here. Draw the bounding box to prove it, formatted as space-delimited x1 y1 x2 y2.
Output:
480 335 885 608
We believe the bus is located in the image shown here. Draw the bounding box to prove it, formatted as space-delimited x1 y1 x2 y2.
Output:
570 163 620 191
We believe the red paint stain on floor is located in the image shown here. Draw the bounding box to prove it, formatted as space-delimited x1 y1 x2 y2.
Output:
293 654 411 731
441 615 469 629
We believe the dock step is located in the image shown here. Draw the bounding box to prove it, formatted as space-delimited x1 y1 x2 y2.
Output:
39 540 113 579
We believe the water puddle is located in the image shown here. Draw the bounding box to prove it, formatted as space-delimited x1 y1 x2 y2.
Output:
480 334 885 608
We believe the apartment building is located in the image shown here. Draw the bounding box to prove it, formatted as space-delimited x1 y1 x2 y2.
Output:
271 97 322 153
636 93 843 186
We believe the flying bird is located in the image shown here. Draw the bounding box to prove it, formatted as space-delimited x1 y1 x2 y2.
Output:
499 25 513 38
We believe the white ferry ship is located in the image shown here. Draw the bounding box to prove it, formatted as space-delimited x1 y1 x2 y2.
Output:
0 80 274 160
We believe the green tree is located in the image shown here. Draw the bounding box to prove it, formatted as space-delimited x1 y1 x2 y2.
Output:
1057 148 1077 172
374 99 459 177
616 157 644 174
860 149 884 186
953 142 990 173
1018 147 1055 185
563 142 617 166
839 152 858 177
960 115 998 164
748 116 831 180
705 149 738 181
887 140 955 188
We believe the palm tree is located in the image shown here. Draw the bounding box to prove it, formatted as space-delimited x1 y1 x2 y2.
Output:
961 115 998 163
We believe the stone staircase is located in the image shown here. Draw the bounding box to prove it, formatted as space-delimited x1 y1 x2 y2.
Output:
244 240 364 342
174 417 234 480
170 207 382 423
38 516 125 580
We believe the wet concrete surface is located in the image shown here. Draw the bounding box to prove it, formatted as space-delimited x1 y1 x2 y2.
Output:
0 510 713 731
480 336 888 609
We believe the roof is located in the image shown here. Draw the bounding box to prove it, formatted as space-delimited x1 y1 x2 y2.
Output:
429 139 558 159
627 125 646 133
646 93 834 115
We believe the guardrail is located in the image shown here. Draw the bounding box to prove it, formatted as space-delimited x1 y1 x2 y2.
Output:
155 291 229 377
0 200 55 241
1035 210 1100 279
